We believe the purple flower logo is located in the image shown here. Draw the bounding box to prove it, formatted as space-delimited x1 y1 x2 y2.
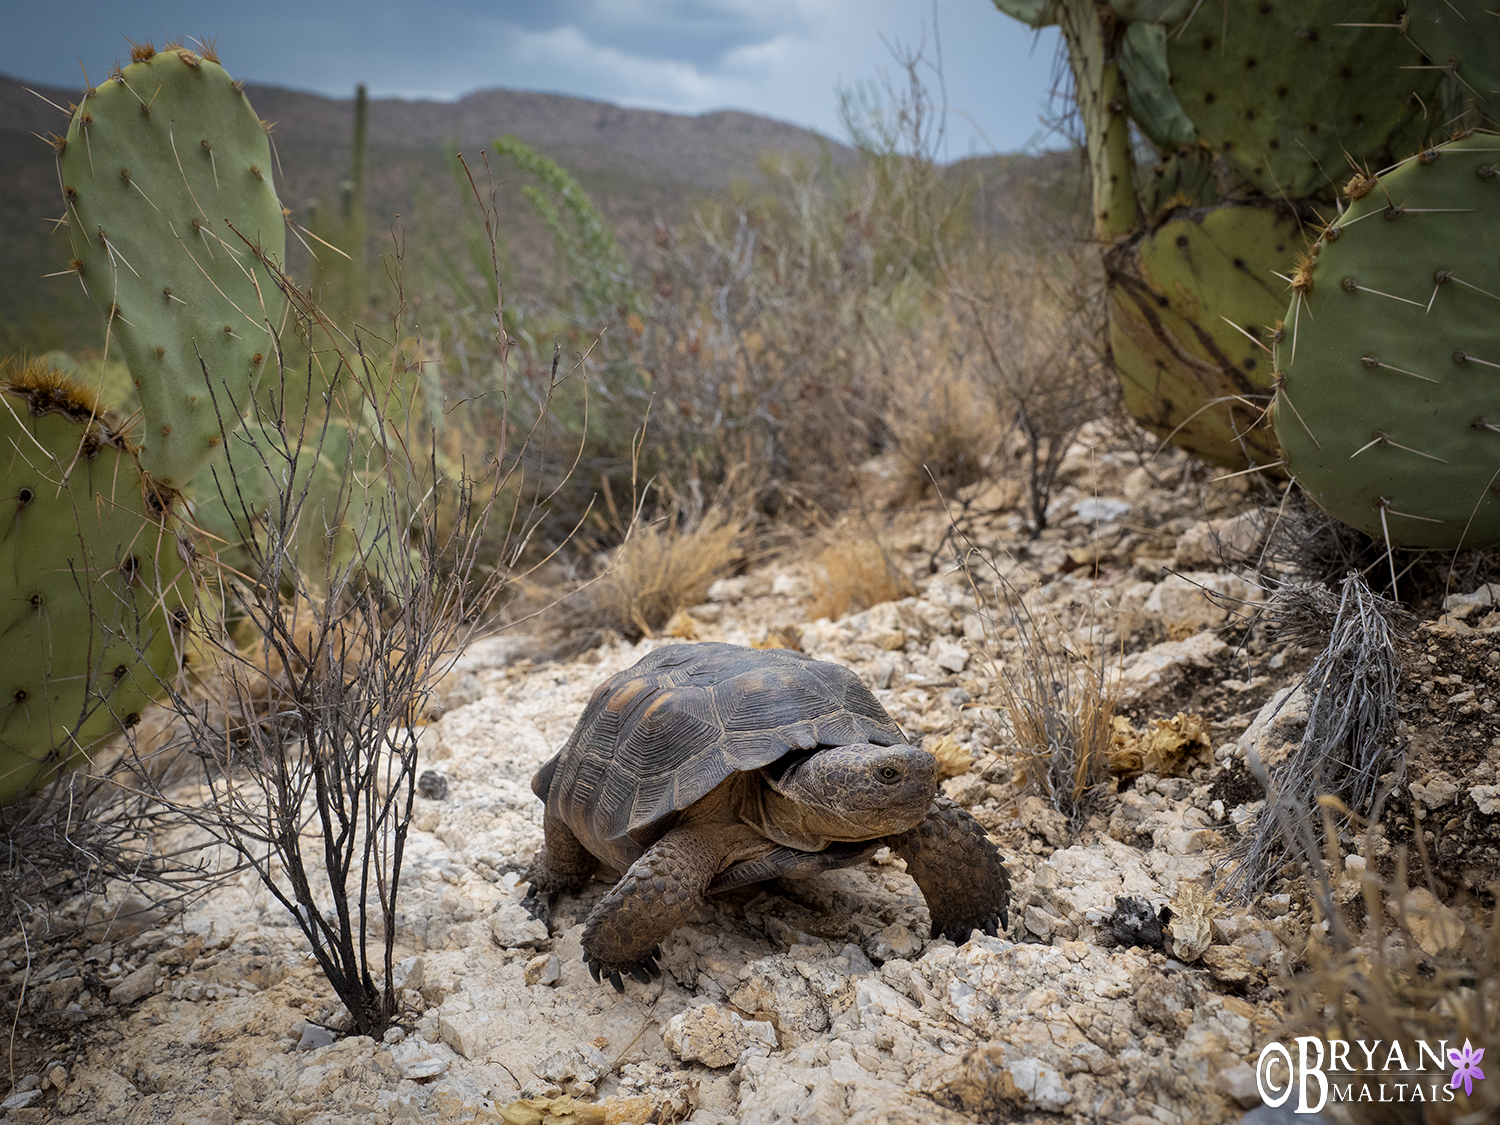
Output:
1449 1039 1486 1097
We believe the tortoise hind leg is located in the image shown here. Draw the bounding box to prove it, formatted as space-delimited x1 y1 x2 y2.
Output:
886 796 1011 942
526 809 599 902
582 822 761 992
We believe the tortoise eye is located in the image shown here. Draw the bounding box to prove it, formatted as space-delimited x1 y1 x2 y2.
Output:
879 766 899 781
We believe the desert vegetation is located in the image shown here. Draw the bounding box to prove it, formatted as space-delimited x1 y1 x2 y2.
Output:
0 14 1497 1125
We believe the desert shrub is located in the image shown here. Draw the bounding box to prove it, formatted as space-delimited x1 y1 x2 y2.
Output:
403 41 1099 570
632 49 979 512
949 243 1111 536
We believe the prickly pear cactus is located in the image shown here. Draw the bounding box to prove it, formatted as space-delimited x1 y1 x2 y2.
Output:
1157 2 1441 200
56 42 286 490
0 364 195 804
988 0 1484 471
1110 202 1297 466
1272 133 1500 548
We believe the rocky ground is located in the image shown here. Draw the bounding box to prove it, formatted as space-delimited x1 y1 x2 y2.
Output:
3 435 1498 1125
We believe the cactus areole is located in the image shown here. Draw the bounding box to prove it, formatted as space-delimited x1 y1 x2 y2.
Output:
1273 134 1500 550
0 371 195 804
57 45 287 489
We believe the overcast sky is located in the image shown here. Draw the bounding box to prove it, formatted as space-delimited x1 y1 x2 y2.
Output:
3 0 1065 158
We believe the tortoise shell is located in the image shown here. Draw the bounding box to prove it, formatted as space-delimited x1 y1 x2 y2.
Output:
532 642 905 872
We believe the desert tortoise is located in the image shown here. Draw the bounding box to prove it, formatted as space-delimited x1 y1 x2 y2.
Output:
526 641 1011 991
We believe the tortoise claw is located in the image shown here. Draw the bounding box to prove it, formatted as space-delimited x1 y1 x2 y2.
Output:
584 952 663 991
933 914 1005 943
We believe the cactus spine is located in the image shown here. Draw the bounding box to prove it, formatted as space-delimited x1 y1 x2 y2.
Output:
57 43 287 489
1272 133 1500 549
0 363 194 804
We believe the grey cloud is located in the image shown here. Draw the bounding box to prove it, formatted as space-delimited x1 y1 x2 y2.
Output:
475 0 806 70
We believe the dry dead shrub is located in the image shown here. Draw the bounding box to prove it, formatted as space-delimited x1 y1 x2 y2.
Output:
1281 826 1500 1125
544 492 745 653
950 242 1111 537
1227 572 1411 900
807 530 916 622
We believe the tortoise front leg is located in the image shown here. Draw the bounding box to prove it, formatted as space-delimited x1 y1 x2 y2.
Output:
581 822 758 992
886 796 1011 942
525 808 599 902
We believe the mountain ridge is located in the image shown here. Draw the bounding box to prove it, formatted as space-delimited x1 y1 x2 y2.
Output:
0 72 861 351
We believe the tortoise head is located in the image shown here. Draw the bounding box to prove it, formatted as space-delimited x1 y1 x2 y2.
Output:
760 742 937 844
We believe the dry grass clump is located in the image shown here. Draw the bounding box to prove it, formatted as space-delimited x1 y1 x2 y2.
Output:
1227 571 1411 899
807 531 916 622
877 323 1001 505
999 620 1117 821
965 549 1116 822
545 499 745 653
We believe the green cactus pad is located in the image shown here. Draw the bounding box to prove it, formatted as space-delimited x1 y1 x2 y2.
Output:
989 0 1059 29
1119 20 1197 151
1163 1 1442 200
1110 201 1298 467
188 407 397 586
0 370 195 804
1273 133 1500 549
1403 0 1500 131
57 45 286 490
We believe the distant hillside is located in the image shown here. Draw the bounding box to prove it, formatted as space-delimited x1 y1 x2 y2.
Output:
0 73 868 352
0 73 1079 353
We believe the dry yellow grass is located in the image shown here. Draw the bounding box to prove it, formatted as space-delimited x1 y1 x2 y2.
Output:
807 532 916 622
999 641 1117 818
883 349 1000 505
967 558 1117 821
546 501 744 652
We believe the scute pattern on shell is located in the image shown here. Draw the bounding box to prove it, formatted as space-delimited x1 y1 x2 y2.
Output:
536 642 904 869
